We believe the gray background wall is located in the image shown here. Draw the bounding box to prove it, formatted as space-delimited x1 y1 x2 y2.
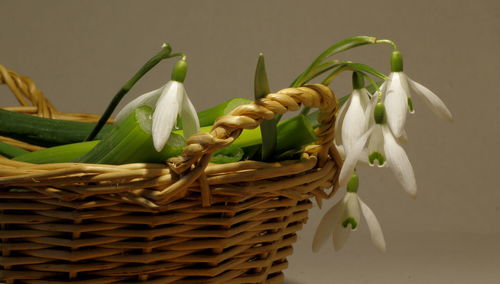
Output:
1 0 499 283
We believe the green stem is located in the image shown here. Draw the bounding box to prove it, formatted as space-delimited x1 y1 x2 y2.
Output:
375 39 398 50
84 43 182 141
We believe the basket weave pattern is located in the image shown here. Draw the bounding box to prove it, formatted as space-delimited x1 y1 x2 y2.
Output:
0 65 341 283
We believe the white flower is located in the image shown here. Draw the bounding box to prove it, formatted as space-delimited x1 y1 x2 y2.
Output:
335 88 371 157
384 72 453 138
338 95 417 198
369 123 417 198
115 80 199 151
313 191 386 252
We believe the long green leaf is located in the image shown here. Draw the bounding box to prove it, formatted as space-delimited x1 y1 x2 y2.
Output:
254 54 276 161
344 62 388 80
292 36 377 87
0 141 29 158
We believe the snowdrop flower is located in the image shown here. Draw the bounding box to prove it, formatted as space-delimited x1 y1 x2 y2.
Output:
115 58 199 152
313 173 386 252
339 95 417 198
383 50 453 138
335 72 371 157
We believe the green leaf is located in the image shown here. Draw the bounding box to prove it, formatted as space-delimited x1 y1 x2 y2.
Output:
300 61 344 86
345 62 388 80
317 36 377 62
0 141 29 158
195 97 253 127
14 141 100 164
292 36 377 87
211 144 244 164
254 53 277 161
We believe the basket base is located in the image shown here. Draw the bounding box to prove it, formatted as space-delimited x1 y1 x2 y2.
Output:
0 191 313 284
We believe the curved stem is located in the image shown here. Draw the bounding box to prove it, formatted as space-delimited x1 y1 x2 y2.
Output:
85 43 180 141
375 39 398 50
170 52 187 59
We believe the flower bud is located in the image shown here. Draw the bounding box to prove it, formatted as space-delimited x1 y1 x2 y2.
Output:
171 57 188 83
374 102 386 124
391 50 403 72
352 71 365 90
346 172 359 193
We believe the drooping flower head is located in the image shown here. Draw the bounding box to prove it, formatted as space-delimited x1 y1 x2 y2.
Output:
339 95 418 198
384 50 453 138
335 72 371 157
115 57 200 152
313 173 386 252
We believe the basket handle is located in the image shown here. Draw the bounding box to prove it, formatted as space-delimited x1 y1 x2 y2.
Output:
155 84 341 204
0 64 57 118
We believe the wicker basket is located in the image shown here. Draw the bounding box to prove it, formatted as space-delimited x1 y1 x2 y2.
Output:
0 65 342 283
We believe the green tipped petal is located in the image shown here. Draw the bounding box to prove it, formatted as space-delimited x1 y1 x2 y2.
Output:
342 217 358 229
369 151 386 166
408 97 414 113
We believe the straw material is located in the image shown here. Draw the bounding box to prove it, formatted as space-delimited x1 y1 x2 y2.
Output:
0 65 342 283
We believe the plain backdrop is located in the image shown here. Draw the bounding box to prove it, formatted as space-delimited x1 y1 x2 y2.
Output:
1 0 499 283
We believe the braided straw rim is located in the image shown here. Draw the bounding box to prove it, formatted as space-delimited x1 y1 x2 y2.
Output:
0 65 342 208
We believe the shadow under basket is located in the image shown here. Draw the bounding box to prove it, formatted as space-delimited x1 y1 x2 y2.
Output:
0 64 342 283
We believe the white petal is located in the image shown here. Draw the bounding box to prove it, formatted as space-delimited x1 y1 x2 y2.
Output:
339 126 374 187
152 81 184 152
382 125 417 198
409 79 453 121
359 197 386 252
398 128 409 144
384 73 408 138
359 88 372 109
114 87 163 123
344 192 361 231
332 221 351 251
364 91 379 128
367 125 385 167
398 73 414 113
338 144 372 165
342 90 368 156
398 72 412 97
334 98 349 147
180 91 200 138
312 198 344 252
